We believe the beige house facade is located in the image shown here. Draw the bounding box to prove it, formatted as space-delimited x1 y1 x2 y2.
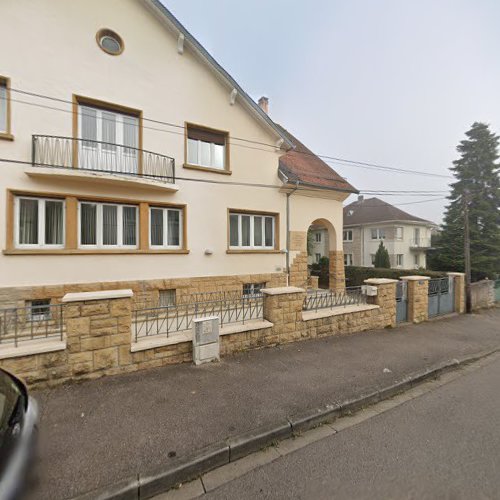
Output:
342 197 436 269
0 0 357 311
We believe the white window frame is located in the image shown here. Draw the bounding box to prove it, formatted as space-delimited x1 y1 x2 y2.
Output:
78 201 138 249
396 254 404 267
344 254 353 266
229 213 275 250
149 207 183 250
371 228 386 240
396 227 404 240
343 230 353 242
315 253 321 263
370 254 376 266
187 138 226 170
315 232 322 243
0 79 8 135
14 196 65 250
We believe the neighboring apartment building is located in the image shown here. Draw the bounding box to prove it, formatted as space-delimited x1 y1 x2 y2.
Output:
0 0 357 311
342 197 436 269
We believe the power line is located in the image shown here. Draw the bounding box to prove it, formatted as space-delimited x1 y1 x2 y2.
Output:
5 86 453 180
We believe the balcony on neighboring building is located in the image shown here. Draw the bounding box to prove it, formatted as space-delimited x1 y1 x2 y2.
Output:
27 135 178 192
409 238 432 249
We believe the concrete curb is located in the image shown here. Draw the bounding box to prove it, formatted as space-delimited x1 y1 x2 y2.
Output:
72 348 499 500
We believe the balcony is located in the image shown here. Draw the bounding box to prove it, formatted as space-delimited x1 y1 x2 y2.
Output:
28 135 177 191
410 238 432 249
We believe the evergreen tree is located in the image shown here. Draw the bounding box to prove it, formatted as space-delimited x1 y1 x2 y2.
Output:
374 241 391 268
435 122 500 279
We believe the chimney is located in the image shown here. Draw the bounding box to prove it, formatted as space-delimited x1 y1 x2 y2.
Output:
358 195 364 202
258 96 269 114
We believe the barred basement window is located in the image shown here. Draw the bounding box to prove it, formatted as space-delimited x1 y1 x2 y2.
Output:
159 289 176 307
27 299 51 321
243 283 265 296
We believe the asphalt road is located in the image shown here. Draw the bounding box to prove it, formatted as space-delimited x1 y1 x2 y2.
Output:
203 356 500 500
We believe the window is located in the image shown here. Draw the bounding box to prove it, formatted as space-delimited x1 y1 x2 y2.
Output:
79 202 137 248
370 254 376 265
344 254 353 266
243 283 265 296
150 207 182 249
396 254 404 267
15 197 65 249
414 253 420 267
315 232 322 243
77 101 139 173
159 289 176 307
229 212 275 249
315 253 321 263
396 227 403 240
27 299 51 321
343 230 353 242
371 228 386 240
0 78 10 136
187 125 227 170
96 29 124 55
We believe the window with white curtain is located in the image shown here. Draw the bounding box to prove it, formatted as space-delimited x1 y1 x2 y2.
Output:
344 254 353 266
229 212 275 249
371 228 386 240
78 201 137 248
0 79 8 134
149 207 182 249
15 197 64 249
187 125 227 170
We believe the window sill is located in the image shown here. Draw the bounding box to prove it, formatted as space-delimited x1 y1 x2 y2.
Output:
226 249 281 254
0 338 66 360
3 249 190 255
183 163 232 175
0 133 14 141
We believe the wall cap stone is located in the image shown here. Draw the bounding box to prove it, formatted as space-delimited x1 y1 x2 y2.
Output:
261 287 305 295
0 339 66 360
400 276 431 281
447 272 465 277
62 289 134 303
364 278 399 285
302 304 380 322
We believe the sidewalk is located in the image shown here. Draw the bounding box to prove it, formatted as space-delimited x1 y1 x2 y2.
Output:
29 308 500 499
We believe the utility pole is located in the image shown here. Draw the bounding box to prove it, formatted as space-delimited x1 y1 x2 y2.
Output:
463 190 472 313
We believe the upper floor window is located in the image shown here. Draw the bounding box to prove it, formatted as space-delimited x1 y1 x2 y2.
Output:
79 201 137 249
96 29 124 56
78 102 140 174
315 232 322 243
371 228 386 240
0 77 11 138
343 230 353 242
187 124 228 171
396 227 403 240
150 207 183 249
229 212 275 249
15 196 65 249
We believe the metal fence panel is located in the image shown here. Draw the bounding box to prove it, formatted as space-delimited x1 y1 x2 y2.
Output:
495 280 500 302
303 287 366 312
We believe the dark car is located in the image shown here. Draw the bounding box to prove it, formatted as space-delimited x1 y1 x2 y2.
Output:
0 369 38 500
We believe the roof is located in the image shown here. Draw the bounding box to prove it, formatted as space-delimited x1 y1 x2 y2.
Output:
143 0 293 150
344 197 434 226
276 125 358 193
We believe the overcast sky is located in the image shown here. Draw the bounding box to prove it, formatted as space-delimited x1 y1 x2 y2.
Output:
164 0 500 223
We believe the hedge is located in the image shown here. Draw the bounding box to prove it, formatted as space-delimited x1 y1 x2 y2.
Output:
344 266 447 287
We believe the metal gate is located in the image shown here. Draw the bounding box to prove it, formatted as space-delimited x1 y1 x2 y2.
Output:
428 277 454 317
495 279 500 302
396 281 408 323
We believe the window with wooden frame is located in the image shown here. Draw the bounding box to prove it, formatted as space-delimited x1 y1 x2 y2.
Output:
186 123 229 172
228 211 277 251
0 76 13 140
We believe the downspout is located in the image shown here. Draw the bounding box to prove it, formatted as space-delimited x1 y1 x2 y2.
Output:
286 181 300 286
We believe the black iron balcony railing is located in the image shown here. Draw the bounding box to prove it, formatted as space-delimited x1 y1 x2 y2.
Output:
32 135 175 183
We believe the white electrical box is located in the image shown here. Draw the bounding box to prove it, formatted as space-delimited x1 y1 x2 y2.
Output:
192 316 220 365
362 285 378 297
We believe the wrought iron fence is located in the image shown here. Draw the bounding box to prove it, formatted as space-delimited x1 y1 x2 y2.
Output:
0 304 64 347
32 135 175 182
303 287 366 311
133 293 263 341
428 277 450 295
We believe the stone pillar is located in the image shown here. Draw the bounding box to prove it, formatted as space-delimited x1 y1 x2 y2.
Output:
308 276 319 289
448 272 465 314
262 286 306 344
288 231 308 289
401 276 429 324
364 278 398 327
62 289 133 378
329 250 345 291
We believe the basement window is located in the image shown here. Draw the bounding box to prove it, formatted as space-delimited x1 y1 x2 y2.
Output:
159 289 176 307
27 299 51 321
243 283 265 297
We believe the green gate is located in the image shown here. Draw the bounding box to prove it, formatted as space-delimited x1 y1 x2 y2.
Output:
495 279 500 302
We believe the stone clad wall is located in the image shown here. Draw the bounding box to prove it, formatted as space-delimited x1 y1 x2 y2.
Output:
401 277 429 324
471 280 495 310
